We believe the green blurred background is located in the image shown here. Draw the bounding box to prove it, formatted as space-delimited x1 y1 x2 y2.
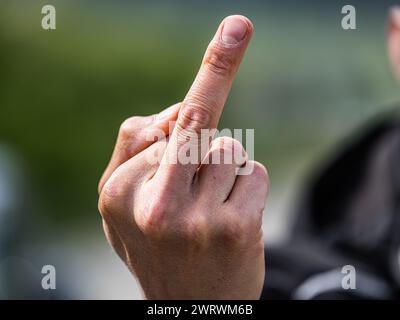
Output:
0 0 399 298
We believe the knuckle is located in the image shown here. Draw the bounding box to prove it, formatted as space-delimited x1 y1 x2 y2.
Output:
98 183 119 220
250 161 269 185
136 193 173 237
137 205 163 237
204 46 234 76
119 116 146 140
98 177 131 221
214 216 246 246
211 137 246 165
177 100 212 133
246 161 269 212
138 199 208 246
212 137 244 153
182 215 208 243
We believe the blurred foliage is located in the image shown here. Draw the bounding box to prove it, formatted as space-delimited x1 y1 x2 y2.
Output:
0 1 201 223
0 0 399 227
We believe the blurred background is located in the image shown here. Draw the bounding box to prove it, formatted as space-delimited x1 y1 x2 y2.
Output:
0 0 400 299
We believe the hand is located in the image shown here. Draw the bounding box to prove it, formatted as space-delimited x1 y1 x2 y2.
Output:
98 15 269 300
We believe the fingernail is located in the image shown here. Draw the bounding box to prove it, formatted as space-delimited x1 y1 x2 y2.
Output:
157 103 180 121
221 16 249 46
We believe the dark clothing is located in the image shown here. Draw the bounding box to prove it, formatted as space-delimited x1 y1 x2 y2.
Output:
262 111 400 299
